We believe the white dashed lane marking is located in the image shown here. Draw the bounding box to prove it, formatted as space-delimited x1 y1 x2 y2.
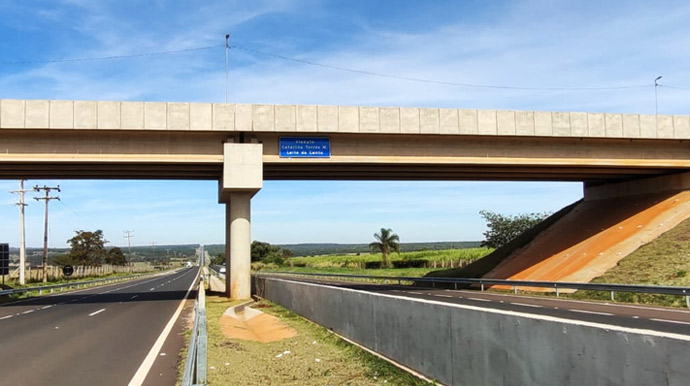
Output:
88 308 106 317
22 310 34 314
468 298 491 302
0 315 13 320
510 302 543 308
569 309 613 317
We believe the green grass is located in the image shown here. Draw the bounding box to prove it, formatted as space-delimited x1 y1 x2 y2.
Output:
286 248 492 269
563 217 690 307
201 295 432 385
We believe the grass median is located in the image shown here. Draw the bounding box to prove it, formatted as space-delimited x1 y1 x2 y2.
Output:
203 294 432 385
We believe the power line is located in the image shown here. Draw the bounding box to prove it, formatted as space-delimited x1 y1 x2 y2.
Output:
229 44 650 92
662 84 690 91
1 44 224 65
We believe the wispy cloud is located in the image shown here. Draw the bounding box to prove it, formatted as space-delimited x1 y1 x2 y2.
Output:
1 1 687 246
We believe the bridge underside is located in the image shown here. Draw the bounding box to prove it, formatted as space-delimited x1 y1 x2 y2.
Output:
0 161 679 183
1 129 689 184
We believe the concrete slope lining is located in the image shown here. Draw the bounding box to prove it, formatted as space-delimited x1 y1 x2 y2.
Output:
485 190 690 289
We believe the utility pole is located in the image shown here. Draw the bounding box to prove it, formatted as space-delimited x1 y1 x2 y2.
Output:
123 230 134 273
10 180 31 285
34 185 60 283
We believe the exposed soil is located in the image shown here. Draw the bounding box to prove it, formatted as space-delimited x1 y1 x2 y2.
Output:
220 304 297 343
486 191 690 291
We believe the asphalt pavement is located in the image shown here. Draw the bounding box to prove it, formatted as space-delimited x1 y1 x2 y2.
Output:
0 267 199 386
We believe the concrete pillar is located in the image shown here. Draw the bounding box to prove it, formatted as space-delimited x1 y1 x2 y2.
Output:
219 142 263 299
228 192 252 299
224 203 232 298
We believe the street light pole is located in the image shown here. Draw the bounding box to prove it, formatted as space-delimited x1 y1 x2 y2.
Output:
655 75 663 115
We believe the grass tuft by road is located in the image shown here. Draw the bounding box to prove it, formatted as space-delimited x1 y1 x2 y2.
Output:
204 294 432 385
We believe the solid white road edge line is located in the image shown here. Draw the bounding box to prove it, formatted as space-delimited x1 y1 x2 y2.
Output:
127 269 198 386
271 277 690 342
650 318 690 326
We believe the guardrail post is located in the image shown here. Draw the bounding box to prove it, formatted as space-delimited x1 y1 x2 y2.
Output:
196 308 207 384
454 282 458 290
611 291 615 301
555 286 560 298
480 282 484 291
514 285 518 294
686 296 690 308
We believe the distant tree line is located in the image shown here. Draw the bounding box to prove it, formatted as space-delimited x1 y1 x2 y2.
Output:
52 230 127 267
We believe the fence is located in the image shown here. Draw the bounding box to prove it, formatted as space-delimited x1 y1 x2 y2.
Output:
256 271 690 307
3 264 155 282
0 271 163 297
182 275 207 386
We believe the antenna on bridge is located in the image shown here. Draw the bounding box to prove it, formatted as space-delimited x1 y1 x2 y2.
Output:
225 34 230 103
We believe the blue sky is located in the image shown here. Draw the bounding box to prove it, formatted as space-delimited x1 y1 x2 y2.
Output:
1 1 689 247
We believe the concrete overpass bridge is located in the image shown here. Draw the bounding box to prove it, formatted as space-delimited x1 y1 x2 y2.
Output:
3 98 690 298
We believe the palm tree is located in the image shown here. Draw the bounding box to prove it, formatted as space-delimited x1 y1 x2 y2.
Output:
369 228 400 268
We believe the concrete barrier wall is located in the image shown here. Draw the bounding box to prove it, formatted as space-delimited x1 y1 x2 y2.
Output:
257 277 690 386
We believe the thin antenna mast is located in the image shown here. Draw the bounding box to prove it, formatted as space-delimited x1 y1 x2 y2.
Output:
225 34 230 103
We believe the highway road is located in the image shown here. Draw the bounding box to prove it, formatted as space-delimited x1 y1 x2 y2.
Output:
266 274 690 336
0 267 199 386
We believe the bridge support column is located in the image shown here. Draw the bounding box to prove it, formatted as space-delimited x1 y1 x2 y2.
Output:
219 142 262 300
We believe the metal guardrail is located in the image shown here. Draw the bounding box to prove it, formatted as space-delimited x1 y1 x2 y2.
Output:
182 275 207 386
0 271 161 297
256 271 690 307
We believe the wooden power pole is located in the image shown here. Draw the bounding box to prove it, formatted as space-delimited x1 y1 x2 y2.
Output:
34 185 60 283
10 180 31 285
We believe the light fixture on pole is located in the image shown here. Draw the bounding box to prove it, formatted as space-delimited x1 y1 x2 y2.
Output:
654 75 663 115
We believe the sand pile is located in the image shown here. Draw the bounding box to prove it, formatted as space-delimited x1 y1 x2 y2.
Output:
220 305 297 343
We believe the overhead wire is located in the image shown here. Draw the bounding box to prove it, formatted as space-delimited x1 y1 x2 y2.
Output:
229 44 650 91
2 41 689 93
0 44 224 65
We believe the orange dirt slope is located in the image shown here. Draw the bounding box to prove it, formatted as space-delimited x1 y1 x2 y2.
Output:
485 191 690 291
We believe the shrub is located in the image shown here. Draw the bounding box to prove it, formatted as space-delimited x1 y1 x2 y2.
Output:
392 259 427 268
365 261 382 269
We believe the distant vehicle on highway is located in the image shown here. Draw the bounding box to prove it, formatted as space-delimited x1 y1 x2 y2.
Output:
186 261 193 268
219 267 226 274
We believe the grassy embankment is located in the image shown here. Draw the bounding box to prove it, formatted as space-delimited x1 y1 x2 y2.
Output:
200 295 432 385
564 217 690 307
263 248 492 277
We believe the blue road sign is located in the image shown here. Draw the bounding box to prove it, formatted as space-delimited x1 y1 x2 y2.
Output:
279 137 330 158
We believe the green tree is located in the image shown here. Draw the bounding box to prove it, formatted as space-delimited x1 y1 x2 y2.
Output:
369 228 400 268
105 247 127 266
479 210 550 248
51 254 75 267
251 241 281 262
211 253 225 266
67 230 108 266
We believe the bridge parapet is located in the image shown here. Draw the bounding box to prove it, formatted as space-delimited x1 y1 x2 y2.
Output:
2 98 689 139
